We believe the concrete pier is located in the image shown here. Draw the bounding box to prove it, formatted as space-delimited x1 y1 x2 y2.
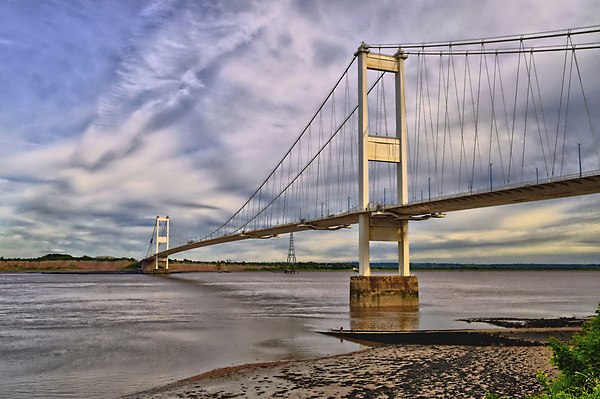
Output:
140 258 169 274
350 275 418 309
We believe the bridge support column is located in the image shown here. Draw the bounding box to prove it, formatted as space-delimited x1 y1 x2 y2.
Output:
351 44 418 308
399 220 409 277
358 214 371 276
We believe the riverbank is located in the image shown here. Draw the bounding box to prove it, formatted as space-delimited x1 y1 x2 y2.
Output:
123 343 556 398
4 256 599 273
123 326 579 398
0 259 138 272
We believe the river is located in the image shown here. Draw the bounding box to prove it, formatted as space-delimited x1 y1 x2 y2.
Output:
1 270 598 398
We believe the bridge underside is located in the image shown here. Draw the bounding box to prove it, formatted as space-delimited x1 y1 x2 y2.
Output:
143 173 600 264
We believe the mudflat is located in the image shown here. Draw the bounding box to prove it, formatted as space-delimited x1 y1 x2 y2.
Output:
124 343 555 398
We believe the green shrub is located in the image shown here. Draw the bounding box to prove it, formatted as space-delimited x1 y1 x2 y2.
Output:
531 305 600 398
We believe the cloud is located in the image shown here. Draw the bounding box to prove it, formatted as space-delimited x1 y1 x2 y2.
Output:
407 195 600 263
0 0 599 263
499 204 570 230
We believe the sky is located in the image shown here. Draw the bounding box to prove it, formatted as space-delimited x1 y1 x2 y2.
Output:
1 0 599 263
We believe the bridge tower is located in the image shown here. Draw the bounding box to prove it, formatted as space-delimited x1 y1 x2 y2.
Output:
351 43 418 308
154 216 170 271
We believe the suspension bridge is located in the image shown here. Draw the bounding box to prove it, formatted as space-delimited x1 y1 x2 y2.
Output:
141 27 600 306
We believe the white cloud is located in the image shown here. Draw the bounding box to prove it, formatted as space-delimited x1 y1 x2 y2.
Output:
0 0 599 263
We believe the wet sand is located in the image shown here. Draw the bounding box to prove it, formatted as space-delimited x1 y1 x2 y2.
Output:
123 343 556 398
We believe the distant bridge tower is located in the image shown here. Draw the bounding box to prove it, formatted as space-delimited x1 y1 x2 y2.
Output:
154 216 170 270
287 233 297 264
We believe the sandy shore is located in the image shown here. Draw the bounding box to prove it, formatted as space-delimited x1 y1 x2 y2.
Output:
123 343 555 399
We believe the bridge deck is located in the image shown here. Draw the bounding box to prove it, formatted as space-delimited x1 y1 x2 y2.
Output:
145 173 600 261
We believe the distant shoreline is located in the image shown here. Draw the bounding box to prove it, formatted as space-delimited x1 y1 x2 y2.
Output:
0 254 138 273
162 260 600 272
1 254 599 273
